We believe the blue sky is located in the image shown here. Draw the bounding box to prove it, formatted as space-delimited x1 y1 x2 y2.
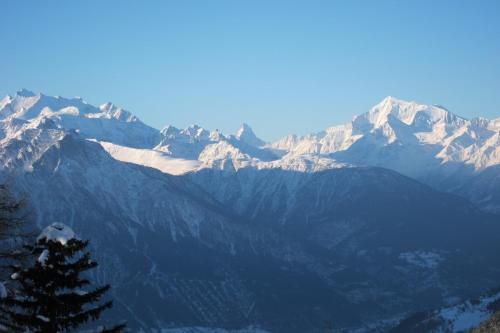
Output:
1 0 499 140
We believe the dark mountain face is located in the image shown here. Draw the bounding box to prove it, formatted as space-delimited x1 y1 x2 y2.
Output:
187 168 500 330
3 133 363 331
188 167 496 247
6 131 498 332
454 164 500 214
0 90 499 332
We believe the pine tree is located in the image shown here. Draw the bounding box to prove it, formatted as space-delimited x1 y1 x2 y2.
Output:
0 223 125 332
0 185 31 332
0 185 30 269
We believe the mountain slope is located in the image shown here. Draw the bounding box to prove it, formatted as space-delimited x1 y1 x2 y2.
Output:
236 123 266 147
1 89 500 332
8 131 500 332
3 131 345 331
389 288 500 333
187 167 500 331
4 89 498 214
267 97 500 211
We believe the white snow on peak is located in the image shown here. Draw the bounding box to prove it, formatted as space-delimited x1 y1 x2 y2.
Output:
154 124 226 159
0 95 12 110
198 141 255 171
266 96 499 177
0 89 142 124
37 223 76 245
99 102 115 112
209 129 223 141
97 102 139 122
358 96 463 129
160 125 179 136
183 124 209 140
0 90 498 183
268 134 300 152
236 123 265 147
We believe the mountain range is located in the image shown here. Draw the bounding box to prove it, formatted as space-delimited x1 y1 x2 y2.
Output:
0 89 499 332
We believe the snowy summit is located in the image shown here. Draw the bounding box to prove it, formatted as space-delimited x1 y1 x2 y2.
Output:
236 123 266 147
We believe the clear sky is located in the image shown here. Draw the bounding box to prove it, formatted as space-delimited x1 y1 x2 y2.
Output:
1 0 499 140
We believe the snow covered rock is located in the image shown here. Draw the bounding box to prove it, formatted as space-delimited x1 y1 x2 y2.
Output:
235 123 265 147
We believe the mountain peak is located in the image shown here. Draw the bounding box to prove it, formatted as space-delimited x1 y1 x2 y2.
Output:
16 88 36 97
380 95 398 104
236 123 265 147
375 95 413 111
364 96 461 129
99 102 115 111
237 122 252 132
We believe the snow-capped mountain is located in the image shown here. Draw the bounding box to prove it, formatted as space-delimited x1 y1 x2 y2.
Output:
5 89 497 211
1 89 500 332
235 123 265 148
274 96 499 175
3 90 497 183
0 89 160 150
267 97 500 211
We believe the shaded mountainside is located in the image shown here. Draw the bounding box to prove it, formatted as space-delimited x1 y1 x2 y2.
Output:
3 133 345 331
1 90 500 331
3 131 500 332
188 168 500 322
188 167 500 253
0 127 500 332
